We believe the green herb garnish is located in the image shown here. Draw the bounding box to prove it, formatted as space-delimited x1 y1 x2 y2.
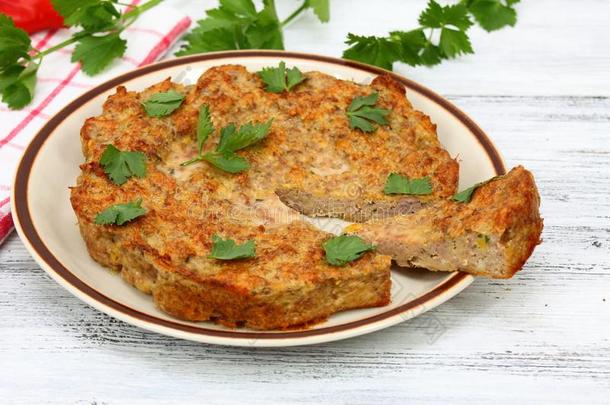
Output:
94 198 146 226
452 176 498 203
468 0 519 32
1 1 161 109
384 173 433 195
0 15 31 70
209 234 256 260
141 90 185 117
99 144 147 185
52 0 121 31
323 235 375 266
0 16 37 110
182 118 272 173
203 151 250 174
258 61 305 93
175 0 285 55
346 93 390 133
71 33 127 75
175 0 330 57
217 121 271 152
0 63 38 110
181 105 215 166
343 0 519 70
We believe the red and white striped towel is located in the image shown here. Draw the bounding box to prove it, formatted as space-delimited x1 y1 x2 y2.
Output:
0 3 191 245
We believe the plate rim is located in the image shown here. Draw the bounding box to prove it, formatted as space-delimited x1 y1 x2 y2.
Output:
11 50 505 346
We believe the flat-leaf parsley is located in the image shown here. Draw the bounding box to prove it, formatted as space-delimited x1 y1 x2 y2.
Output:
209 234 256 260
99 144 147 185
323 235 375 266
384 173 432 195
258 61 305 93
94 198 146 226
346 93 390 133
141 90 185 117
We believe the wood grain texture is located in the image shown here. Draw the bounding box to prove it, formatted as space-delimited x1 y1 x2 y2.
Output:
1 0 609 403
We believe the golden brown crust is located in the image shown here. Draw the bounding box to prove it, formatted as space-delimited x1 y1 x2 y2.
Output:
174 65 458 204
153 263 391 330
470 166 543 277
349 166 543 278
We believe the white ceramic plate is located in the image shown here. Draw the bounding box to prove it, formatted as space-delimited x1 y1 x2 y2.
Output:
12 51 505 347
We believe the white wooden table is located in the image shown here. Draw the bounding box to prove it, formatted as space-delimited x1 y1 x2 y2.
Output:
1 0 609 403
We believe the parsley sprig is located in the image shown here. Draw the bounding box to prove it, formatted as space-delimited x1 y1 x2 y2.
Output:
205 120 273 173
343 0 520 70
176 0 329 56
346 93 390 132
0 0 161 109
181 105 272 173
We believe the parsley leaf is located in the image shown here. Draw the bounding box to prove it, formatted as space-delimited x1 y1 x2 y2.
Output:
204 120 271 172
141 90 185 117
209 234 256 260
384 173 433 195
71 33 127 76
0 15 31 69
176 0 283 56
246 0 283 49
0 16 38 109
419 1 473 59
100 144 147 185
388 30 427 66
181 104 215 166
467 0 519 31
307 0 330 23
346 93 390 132
195 104 214 154
217 120 272 152
258 65 285 92
221 0 257 17
182 119 271 173
0 63 38 110
52 0 121 31
343 34 401 71
286 66 305 90
258 61 305 93
452 184 479 203
323 235 375 266
419 1 473 31
94 198 147 226
452 176 497 202
203 151 250 173
439 27 473 58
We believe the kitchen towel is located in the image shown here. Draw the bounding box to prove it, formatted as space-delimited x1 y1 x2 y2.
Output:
0 2 191 245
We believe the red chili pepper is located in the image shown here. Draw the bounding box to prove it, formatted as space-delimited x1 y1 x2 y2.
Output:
0 0 64 34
